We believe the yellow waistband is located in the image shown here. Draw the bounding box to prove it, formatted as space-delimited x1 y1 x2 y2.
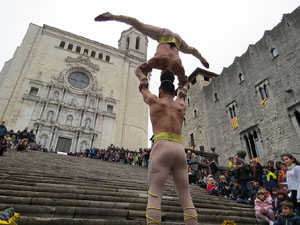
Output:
153 132 183 145
158 36 181 49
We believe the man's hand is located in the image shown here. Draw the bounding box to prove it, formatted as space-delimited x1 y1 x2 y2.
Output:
139 79 149 92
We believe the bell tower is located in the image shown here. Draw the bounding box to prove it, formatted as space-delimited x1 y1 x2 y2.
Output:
118 27 148 60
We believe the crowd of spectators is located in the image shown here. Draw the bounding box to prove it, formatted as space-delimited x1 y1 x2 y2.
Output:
0 121 36 156
187 151 300 225
67 144 151 167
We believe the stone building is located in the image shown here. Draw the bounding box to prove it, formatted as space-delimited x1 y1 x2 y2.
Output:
183 6 300 166
0 24 149 152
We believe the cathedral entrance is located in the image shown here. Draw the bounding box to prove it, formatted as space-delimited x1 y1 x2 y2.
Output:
56 137 72 153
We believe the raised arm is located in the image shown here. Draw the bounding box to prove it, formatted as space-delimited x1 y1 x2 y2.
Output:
179 39 209 69
135 67 157 106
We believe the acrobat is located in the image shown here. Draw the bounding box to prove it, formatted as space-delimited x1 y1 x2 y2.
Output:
136 68 197 225
95 12 209 87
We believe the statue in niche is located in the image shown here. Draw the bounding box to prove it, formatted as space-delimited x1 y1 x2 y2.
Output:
40 134 48 147
84 118 91 128
71 98 77 107
53 91 59 101
66 115 73 126
89 99 94 108
47 111 54 121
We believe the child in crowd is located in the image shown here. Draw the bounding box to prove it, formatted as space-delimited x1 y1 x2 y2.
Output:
274 201 300 225
262 166 279 191
254 190 275 225
230 179 250 204
207 177 218 195
249 181 260 204
274 189 289 217
218 175 231 198
269 188 279 208
278 164 288 189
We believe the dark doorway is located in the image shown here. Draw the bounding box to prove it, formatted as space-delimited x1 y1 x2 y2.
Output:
56 137 72 153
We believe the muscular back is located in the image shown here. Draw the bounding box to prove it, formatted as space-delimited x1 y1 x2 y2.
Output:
141 88 186 135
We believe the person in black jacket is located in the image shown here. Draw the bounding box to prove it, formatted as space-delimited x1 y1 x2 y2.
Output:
0 121 7 140
249 159 263 186
230 179 250 204
236 161 251 198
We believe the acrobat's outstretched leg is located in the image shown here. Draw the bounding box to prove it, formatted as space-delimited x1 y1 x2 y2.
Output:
95 12 160 41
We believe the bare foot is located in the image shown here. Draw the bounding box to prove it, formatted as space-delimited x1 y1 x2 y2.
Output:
201 59 209 69
95 12 113 21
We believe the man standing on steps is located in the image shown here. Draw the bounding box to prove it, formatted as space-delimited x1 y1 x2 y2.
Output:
95 12 209 87
136 67 197 225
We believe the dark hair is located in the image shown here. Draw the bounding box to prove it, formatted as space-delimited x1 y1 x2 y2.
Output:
281 153 300 166
280 200 294 209
262 165 269 169
232 179 238 184
276 189 288 198
159 69 175 96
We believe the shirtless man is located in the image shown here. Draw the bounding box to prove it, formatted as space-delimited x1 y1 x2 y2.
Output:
137 68 197 225
95 12 209 87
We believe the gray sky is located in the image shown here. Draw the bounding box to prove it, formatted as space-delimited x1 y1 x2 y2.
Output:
1 0 299 146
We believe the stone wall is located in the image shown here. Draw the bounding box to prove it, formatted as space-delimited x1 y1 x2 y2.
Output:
183 6 300 166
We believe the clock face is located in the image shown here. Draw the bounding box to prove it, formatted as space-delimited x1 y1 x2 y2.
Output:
67 72 90 89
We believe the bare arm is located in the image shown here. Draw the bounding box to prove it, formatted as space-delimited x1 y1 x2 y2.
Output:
139 84 158 106
180 39 209 68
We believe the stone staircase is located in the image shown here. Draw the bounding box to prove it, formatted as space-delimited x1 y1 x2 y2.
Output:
0 149 264 225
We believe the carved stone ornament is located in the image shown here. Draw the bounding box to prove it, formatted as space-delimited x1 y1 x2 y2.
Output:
65 56 100 71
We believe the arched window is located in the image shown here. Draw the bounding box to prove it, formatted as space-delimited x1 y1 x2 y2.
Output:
271 48 278 57
76 46 81 53
135 37 140 50
239 73 245 82
126 37 130 49
193 109 198 118
91 51 96 57
47 111 54 121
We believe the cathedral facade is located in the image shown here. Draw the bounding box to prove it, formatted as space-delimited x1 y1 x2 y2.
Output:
0 24 149 152
182 6 300 166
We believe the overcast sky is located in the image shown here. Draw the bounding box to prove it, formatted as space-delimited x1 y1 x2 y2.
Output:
0 0 299 146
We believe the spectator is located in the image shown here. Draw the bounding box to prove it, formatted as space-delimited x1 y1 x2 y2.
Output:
198 169 209 189
191 153 199 183
254 190 275 225
249 181 260 204
228 157 234 174
262 166 279 192
224 171 233 186
268 160 275 173
275 161 282 171
188 166 196 184
206 159 219 178
0 121 7 140
28 129 35 144
186 150 192 165
274 200 300 225
19 127 29 140
230 179 249 204
236 161 251 197
218 175 231 198
207 177 218 196
278 164 288 189
281 153 300 216
249 158 263 186
0 139 8 156
274 189 289 217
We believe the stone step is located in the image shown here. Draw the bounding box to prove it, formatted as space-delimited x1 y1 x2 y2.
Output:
0 149 261 224
0 184 253 211
17 216 238 225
